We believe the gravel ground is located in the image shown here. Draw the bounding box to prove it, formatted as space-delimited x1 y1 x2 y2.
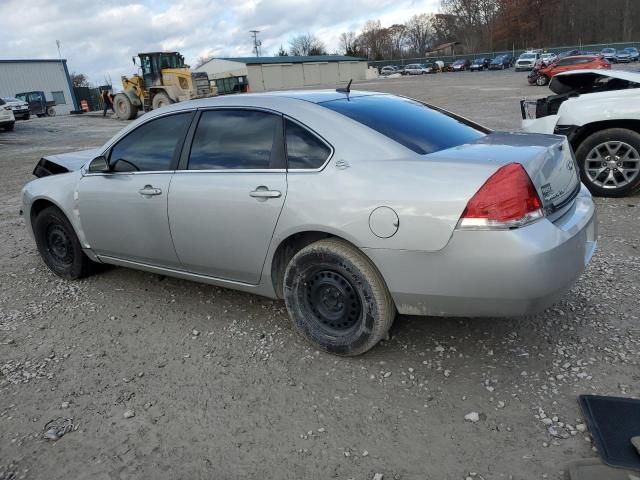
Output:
1 68 639 480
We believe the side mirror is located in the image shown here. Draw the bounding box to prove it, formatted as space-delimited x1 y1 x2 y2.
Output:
87 156 110 173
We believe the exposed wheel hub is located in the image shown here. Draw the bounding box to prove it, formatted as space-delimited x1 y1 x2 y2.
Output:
305 270 361 333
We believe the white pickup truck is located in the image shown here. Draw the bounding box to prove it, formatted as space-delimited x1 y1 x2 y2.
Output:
522 69 640 197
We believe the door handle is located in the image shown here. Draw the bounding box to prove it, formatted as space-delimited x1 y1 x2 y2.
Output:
138 185 162 196
250 187 281 199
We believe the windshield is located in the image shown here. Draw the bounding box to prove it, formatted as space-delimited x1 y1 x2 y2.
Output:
453 60 465 65
520 53 536 59
602 49 615 54
474 59 484 63
319 94 487 155
2 97 19 102
617 50 628 54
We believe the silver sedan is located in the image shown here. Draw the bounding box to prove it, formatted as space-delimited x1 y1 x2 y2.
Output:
22 90 597 355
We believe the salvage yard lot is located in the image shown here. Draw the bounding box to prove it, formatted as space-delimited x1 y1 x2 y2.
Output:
1 68 639 480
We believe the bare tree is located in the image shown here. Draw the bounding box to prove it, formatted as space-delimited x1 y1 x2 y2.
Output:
289 33 327 56
340 31 359 56
358 20 389 59
70 72 89 88
405 13 433 56
194 55 213 68
387 24 407 58
276 45 289 56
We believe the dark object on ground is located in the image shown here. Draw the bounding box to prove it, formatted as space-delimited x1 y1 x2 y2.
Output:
42 417 77 441
565 458 638 480
578 395 640 471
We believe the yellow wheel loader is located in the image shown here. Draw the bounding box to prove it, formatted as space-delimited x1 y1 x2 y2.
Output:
113 52 216 120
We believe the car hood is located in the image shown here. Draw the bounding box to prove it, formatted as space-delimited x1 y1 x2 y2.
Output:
3 100 28 107
45 148 102 171
549 69 640 94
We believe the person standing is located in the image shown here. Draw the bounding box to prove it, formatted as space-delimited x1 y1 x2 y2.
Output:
101 90 114 117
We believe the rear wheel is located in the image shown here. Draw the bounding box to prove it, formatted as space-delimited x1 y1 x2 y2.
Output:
113 93 137 120
152 92 172 110
33 206 96 279
3 122 14 131
283 238 395 356
46 106 56 117
575 128 640 197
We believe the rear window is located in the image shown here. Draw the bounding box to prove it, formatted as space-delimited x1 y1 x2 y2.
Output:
319 94 487 155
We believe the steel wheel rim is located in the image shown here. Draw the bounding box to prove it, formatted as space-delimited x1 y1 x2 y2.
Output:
304 269 362 335
585 141 640 189
46 224 73 266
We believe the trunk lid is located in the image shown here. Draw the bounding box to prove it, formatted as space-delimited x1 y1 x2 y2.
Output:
435 131 581 216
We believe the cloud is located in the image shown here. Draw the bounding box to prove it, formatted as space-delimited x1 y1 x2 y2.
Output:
0 0 438 87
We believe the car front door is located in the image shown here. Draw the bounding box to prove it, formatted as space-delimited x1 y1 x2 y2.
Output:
168 108 287 284
77 111 194 268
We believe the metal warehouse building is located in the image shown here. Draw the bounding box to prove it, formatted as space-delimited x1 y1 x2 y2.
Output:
195 55 368 93
0 59 78 115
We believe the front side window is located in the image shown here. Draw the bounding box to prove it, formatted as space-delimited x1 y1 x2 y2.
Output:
320 94 486 155
285 119 331 169
188 109 279 170
109 112 192 172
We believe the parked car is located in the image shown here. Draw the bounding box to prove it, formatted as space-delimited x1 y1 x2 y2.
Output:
451 59 471 71
424 61 444 73
469 58 491 71
380 66 398 76
15 91 56 117
1 96 30 120
488 55 511 70
615 49 632 63
528 55 610 86
0 98 16 131
623 47 639 61
22 90 596 355
515 52 541 71
521 69 640 196
601 48 617 62
403 63 430 75
540 52 558 66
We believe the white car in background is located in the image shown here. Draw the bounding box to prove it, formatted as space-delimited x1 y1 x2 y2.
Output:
403 63 429 75
521 69 640 197
0 98 16 131
515 52 541 71
540 53 558 66
1 96 30 120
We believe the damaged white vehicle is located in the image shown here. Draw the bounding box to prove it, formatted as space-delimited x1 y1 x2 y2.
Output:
522 69 640 197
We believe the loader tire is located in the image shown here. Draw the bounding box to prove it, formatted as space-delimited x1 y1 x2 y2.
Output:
114 93 137 120
152 92 172 110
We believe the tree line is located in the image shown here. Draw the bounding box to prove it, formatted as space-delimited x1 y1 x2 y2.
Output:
277 0 640 60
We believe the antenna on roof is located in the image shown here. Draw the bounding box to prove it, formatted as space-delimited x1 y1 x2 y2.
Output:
336 79 352 95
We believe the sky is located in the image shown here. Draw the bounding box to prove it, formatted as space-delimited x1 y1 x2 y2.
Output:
0 0 439 86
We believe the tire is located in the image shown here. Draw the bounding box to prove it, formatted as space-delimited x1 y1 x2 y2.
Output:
47 106 56 117
575 128 640 197
283 238 395 356
113 93 137 120
152 92 172 110
536 75 549 86
3 122 14 131
33 206 96 280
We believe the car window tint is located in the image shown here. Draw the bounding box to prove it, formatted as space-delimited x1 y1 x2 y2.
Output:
109 112 191 172
188 110 279 170
320 94 486 155
285 119 331 169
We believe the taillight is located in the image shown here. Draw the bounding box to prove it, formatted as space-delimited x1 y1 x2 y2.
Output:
457 163 544 230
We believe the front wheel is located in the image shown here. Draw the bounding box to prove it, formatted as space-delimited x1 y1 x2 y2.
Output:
576 129 640 197
33 206 96 279
3 122 14 131
113 93 138 120
46 106 56 117
536 74 549 86
152 92 172 110
283 238 396 356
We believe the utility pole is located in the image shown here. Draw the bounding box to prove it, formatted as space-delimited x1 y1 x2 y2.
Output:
250 30 261 57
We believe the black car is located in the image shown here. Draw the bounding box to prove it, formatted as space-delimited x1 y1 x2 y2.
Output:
451 59 471 71
469 57 491 71
488 55 512 70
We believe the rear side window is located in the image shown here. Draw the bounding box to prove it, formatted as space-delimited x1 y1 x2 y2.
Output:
188 110 279 170
109 112 192 172
285 119 331 169
320 95 486 155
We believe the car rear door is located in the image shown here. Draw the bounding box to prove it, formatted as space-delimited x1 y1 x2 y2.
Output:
168 108 287 284
77 111 194 268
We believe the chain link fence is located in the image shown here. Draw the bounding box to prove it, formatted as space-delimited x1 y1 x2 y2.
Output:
368 41 640 68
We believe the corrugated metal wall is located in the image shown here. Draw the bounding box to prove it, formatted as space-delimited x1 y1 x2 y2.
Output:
247 61 367 92
0 61 77 115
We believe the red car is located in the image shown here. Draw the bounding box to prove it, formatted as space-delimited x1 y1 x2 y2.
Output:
529 55 610 86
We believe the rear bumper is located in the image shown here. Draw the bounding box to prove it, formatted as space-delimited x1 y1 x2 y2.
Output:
365 186 596 317
0 119 14 127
